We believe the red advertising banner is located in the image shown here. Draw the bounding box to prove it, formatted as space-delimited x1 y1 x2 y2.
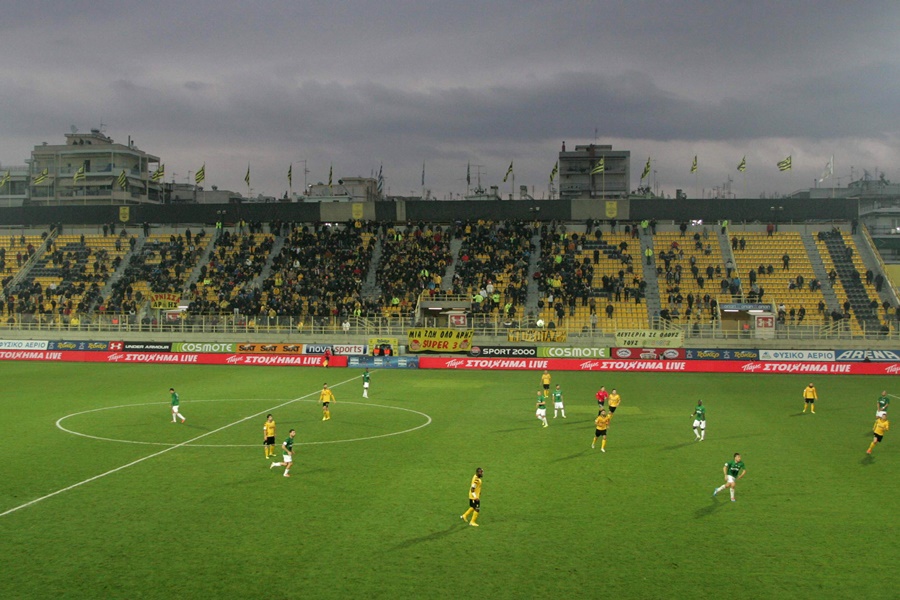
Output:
0 350 347 367
418 356 900 375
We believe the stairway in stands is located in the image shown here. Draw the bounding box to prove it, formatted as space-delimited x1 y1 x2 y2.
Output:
801 233 840 313
819 232 881 331
361 235 383 300
637 230 661 323
251 233 287 289
441 238 463 290
524 231 543 320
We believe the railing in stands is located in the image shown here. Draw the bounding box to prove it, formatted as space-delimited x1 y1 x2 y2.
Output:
2 311 899 340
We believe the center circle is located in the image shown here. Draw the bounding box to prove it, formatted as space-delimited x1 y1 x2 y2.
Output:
56 398 432 447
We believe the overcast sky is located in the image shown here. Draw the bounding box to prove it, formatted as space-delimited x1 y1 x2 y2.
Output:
1 1 899 200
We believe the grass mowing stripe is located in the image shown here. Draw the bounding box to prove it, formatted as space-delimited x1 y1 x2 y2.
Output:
0 374 359 518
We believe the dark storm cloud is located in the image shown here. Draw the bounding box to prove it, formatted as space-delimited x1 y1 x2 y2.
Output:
1 0 899 196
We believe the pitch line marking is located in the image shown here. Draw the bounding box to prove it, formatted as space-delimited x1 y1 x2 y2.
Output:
2 376 358 518
56 399 432 447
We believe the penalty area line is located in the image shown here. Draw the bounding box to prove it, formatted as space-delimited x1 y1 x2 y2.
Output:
0 375 358 518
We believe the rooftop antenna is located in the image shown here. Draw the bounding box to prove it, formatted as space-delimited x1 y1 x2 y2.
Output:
98 121 107 133
472 164 485 194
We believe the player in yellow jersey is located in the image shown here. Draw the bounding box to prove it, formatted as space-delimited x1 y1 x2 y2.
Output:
802 382 817 414
263 414 277 459
541 370 552 398
608 388 622 418
592 409 611 452
460 467 484 527
320 383 336 421
867 415 890 455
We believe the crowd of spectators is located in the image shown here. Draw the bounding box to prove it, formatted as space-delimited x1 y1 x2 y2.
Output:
186 231 274 315
377 222 453 314
534 224 646 327
108 231 205 314
228 222 376 321
451 220 535 317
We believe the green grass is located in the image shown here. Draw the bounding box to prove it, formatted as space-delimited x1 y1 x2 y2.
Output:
0 363 897 599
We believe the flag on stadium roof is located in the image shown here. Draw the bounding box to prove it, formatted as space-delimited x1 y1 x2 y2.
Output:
377 164 384 194
503 161 513 182
150 164 165 182
819 156 833 182
591 157 605 175
195 164 205 184
690 155 697 174
549 161 558 183
777 156 792 172
117 169 128 189
32 167 48 185
73 164 86 183
245 165 250 186
287 164 292 187
640 157 651 180
737 156 746 172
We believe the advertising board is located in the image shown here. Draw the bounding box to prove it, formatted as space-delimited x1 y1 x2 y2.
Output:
611 347 686 360
683 348 760 360
468 346 537 357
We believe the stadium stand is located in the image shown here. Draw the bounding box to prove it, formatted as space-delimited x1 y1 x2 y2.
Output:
731 231 829 328
815 229 881 333
189 231 274 314
255 223 375 322
377 224 453 317
108 230 207 317
451 220 534 320
536 226 649 334
654 229 727 325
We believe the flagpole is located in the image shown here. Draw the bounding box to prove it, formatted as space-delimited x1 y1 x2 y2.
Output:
831 155 835 199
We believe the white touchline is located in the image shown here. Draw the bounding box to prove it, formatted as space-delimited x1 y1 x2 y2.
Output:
1 375 359 518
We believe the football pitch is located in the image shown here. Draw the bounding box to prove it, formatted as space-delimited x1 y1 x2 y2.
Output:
1 363 897 599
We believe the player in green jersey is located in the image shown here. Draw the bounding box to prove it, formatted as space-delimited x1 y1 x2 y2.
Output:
535 391 548 428
691 400 706 441
269 429 296 477
713 453 746 502
169 388 185 423
552 384 566 419
876 391 889 418
362 368 371 398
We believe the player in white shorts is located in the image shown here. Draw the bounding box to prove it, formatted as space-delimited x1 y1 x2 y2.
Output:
691 400 706 441
269 429 296 477
362 368 371 398
876 390 889 418
535 391 548 427
551 384 566 418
